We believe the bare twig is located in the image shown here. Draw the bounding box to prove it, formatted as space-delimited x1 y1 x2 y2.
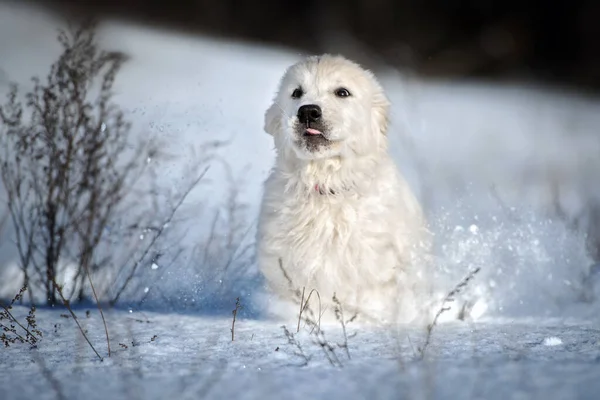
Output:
0 303 38 345
0 20 156 319
277 258 323 332
231 297 242 341
332 293 352 360
311 327 344 368
50 276 104 361
281 325 311 366
297 286 305 333
418 266 481 359
277 258 302 297
298 288 322 334
84 267 111 356
276 258 347 367
0 286 42 347
109 166 210 306
281 325 310 367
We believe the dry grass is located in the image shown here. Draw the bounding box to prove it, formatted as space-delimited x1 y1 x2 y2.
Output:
332 293 357 360
277 258 355 367
109 166 211 306
48 274 106 361
281 325 311 367
231 297 242 341
0 20 143 308
418 266 481 359
0 286 42 347
0 19 228 362
0 19 141 360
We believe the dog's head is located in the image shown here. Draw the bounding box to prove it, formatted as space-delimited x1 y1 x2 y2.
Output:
264 55 390 160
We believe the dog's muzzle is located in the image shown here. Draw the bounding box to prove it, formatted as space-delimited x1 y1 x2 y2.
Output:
296 104 329 149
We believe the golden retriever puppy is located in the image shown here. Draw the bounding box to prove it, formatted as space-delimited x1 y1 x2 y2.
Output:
256 54 431 326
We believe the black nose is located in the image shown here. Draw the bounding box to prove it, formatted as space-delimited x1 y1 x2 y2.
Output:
297 104 322 123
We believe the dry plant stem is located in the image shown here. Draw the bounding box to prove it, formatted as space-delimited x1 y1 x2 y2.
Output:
276 258 323 333
83 264 111 356
297 287 305 333
231 297 242 341
0 286 42 346
300 289 322 334
51 277 104 361
332 293 351 360
277 258 298 296
312 328 343 368
281 325 311 366
0 20 152 314
297 287 323 333
277 258 344 366
419 266 481 359
0 302 38 343
110 166 210 306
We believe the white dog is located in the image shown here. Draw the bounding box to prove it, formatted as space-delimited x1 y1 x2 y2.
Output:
256 55 431 326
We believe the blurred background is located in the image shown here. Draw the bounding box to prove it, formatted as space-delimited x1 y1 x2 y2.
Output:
1 0 599 318
22 0 600 92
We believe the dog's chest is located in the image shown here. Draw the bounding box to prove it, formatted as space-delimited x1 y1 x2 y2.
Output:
280 195 357 239
260 191 398 298
266 193 392 261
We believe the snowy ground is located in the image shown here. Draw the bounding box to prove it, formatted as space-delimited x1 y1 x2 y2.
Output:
2 306 600 400
2 2 600 399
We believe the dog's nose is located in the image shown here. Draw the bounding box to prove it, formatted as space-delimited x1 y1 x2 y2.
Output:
297 104 322 123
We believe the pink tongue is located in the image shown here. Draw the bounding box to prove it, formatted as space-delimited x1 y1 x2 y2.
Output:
305 128 322 135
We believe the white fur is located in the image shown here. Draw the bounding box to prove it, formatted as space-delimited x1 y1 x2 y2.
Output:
256 55 431 326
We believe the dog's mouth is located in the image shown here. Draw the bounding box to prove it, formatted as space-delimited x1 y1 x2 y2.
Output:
301 128 329 151
304 127 323 136
303 127 328 140
299 123 329 139
295 122 330 152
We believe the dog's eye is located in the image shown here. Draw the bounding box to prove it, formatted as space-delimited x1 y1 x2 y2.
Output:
334 88 351 97
291 88 303 99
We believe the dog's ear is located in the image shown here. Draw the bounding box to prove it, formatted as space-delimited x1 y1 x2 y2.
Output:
264 102 282 136
371 91 390 136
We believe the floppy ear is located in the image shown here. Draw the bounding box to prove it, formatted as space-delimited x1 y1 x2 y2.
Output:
371 91 390 136
264 102 282 136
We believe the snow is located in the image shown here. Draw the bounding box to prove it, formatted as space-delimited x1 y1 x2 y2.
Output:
543 336 564 346
1 2 600 399
2 306 600 400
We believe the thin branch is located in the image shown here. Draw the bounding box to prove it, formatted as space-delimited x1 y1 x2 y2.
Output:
419 266 481 359
83 262 111 357
333 293 352 360
231 297 242 341
50 276 104 361
109 166 210 306
0 301 39 344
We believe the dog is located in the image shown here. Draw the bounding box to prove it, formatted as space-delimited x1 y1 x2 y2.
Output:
256 55 431 326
